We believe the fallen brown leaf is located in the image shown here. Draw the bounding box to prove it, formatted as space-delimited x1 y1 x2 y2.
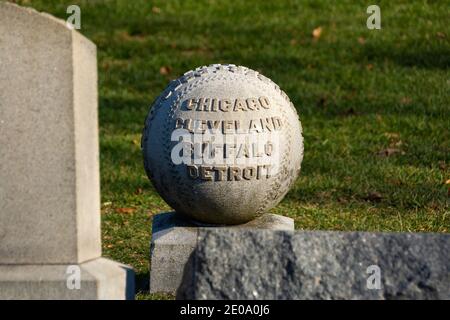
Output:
116 207 136 214
159 66 172 75
358 37 366 44
312 27 322 39
152 6 161 14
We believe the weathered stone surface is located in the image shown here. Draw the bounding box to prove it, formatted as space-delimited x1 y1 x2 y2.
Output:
0 2 100 264
177 229 450 300
0 258 135 300
150 212 294 294
0 3 134 299
142 64 304 225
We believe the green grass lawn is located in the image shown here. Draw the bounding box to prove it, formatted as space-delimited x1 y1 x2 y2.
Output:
16 0 449 299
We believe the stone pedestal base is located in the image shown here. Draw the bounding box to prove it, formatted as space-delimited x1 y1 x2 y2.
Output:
0 258 134 300
149 212 294 294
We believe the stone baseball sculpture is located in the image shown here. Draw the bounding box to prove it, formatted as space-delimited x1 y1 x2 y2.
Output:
142 64 303 225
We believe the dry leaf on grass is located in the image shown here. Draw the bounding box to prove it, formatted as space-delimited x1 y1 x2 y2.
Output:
159 66 172 75
116 207 136 214
312 27 322 39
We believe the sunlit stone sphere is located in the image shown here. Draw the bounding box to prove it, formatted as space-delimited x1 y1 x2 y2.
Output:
142 64 303 225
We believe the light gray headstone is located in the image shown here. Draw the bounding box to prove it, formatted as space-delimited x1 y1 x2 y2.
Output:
0 2 99 264
177 229 450 299
149 212 294 294
0 2 134 299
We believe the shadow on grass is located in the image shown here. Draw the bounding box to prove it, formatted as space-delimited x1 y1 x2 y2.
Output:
361 42 450 70
135 271 149 293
